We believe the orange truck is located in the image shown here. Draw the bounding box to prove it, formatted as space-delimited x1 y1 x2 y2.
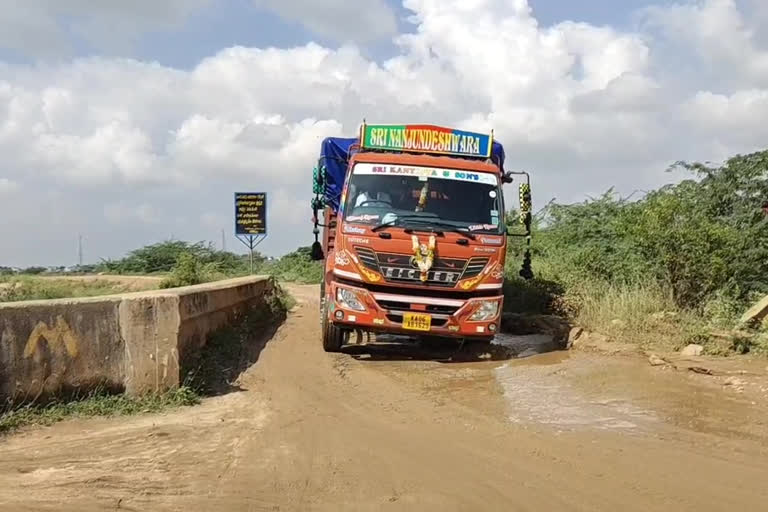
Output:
310 123 533 352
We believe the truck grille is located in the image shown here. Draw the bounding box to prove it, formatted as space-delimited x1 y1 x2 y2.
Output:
376 300 460 316
351 250 489 287
374 252 468 287
380 268 461 286
462 257 489 278
354 247 379 271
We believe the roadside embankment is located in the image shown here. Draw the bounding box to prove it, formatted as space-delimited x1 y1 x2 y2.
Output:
0 276 282 403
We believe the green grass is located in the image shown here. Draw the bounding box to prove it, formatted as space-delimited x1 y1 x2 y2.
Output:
0 275 156 303
0 387 200 436
564 280 696 351
570 283 768 355
503 263 768 356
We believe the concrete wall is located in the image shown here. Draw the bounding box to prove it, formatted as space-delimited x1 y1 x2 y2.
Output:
0 276 276 402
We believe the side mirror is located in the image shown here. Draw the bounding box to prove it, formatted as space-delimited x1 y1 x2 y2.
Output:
501 171 514 184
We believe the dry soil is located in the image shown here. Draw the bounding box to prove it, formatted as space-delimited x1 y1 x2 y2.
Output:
1 284 767 511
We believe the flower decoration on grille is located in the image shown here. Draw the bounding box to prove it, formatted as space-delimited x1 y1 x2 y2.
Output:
411 234 436 282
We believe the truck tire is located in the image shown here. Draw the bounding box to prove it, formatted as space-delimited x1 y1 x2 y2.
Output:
321 296 346 352
319 279 326 329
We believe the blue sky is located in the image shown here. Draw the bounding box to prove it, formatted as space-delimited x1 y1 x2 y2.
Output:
1 0 767 266
135 0 676 67
2 0 677 67
531 0 674 26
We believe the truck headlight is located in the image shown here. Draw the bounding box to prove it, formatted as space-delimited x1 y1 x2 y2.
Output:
337 287 366 312
469 300 499 321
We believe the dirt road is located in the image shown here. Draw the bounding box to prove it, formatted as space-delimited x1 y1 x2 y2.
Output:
1 284 768 511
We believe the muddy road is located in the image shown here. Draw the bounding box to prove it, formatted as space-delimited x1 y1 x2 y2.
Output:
1 284 768 511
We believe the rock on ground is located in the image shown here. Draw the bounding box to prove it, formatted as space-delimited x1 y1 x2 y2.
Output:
681 344 705 357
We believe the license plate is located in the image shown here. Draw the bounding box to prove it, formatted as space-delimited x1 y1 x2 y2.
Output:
402 312 432 331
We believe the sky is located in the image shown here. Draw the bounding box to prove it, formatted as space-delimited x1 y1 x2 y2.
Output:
2 0 768 266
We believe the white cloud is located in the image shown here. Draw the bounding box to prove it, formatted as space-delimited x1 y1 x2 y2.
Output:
251 0 397 43
167 114 343 185
201 212 228 229
0 178 19 195
640 0 768 88
104 202 163 225
2 0 768 265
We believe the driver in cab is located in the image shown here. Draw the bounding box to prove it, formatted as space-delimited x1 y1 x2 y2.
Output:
354 177 392 207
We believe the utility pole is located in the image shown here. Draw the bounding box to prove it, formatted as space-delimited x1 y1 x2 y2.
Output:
221 229 226 252
78 234 83 267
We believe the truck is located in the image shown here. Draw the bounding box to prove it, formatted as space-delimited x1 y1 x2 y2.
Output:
309 122 533 352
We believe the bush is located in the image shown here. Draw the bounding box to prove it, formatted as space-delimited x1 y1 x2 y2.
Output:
159 252 225 289
502 148 768 353
259 247 323 284
502 277 565 315
98 240 255 275
520 150 768 312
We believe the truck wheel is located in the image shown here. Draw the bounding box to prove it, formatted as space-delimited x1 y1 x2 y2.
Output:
319 279 326 329
321 296 346 352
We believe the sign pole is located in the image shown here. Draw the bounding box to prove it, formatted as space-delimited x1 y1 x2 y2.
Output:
249 235 255 274
234 192 268 274
235 234 266 274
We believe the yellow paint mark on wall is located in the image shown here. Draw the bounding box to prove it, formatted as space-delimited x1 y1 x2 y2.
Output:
23 315 80 359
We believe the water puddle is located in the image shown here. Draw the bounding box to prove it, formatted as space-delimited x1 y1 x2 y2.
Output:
493 354 659 433
491 333 567 360
352 330 768 441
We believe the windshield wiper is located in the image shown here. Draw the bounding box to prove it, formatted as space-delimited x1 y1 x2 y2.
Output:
373 215 476 240
409 219 477 240
371 214 436 232
371 219 400 232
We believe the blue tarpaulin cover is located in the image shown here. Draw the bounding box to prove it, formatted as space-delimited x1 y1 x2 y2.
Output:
318 136 506 213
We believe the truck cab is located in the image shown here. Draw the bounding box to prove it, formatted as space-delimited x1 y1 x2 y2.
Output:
310 123 532 352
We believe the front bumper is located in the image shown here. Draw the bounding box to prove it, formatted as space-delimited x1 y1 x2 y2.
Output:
327 282 503 338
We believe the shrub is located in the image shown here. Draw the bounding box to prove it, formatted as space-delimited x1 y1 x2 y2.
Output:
159 252 225 289
517 150 768 312
259 247 323 284
98 240 254 275
502 148 768 353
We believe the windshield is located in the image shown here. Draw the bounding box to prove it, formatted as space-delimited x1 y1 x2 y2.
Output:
342 163 504 234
